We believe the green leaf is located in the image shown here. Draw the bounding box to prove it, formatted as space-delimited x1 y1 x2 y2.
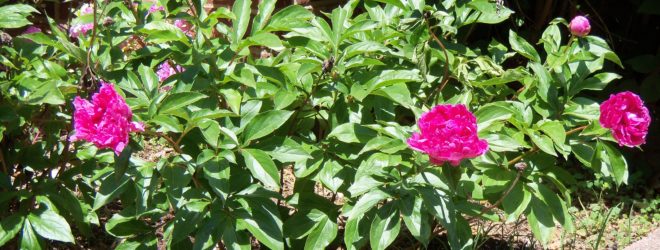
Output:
344 210 373 250
193 214 226 250
370 202 401 250
243 32 284 51
138 65 159 98
284 209 325 239
27 210 75 243
594 141 628 185
158 92 207 115
536 184 574 232
400 195 430 246
529 62 552 103
473 67 527 87
0 4 39 28
468 0 514 24
236 198 284 250
0 213 24 246
530 131 557 156
242 110 293 143
304 215 338 250
222 220 251 250
502 182 531 222
571 141 595 168
343 41 390 59
482 133 525 152
264 5 314 31
251 0 276 34
201 156 231 202
113 145 132 181
344 189 391 219
139 21 189 44
527 197 555 246
361 70 422 98
509 30 541 62
232 0 252 43
199 119 222 148
419 187 461 249
93 173 130 210
21 219 43 250
570 73 621 96
319 160 344 193
327 123 377 144
241 149 280 190
538 120 566 148
475 102 515 131
105 214 152 237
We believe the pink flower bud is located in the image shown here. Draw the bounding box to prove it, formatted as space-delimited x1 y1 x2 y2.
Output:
71 83 144 155
599 91 651 147
569 15 591 37
407 104 489 166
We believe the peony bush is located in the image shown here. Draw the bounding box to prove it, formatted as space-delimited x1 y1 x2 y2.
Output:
0 0 649 249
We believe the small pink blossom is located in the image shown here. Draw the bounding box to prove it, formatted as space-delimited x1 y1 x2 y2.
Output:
174 19 194 37
599 91 650 147
408 104 489 166
156 61 184 82
79 3 94 15
149 5 165 13
569 16 591 37
69 23 94 37
71 83 144 155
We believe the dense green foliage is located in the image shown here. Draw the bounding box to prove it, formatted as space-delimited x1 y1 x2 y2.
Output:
0 0 635 249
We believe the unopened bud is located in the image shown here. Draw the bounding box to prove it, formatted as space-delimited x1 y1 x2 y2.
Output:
514 162 527 171
569 16 591 37
0 32 12 46
103 17 114 27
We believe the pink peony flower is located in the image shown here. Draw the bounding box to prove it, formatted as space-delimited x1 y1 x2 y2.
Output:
599 91 650 147
174 19 194 37
22 26 41 35
569 15 591 37
408 104 489 166
156 61 184 82
71 83 144 155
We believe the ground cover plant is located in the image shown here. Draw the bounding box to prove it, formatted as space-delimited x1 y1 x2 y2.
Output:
0 0 653 249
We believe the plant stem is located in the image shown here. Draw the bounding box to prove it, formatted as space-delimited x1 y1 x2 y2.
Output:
424 23 451 106
0 149 8 176
473 170 523 220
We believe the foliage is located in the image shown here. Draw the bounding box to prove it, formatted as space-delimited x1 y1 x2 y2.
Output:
0 0 636 249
